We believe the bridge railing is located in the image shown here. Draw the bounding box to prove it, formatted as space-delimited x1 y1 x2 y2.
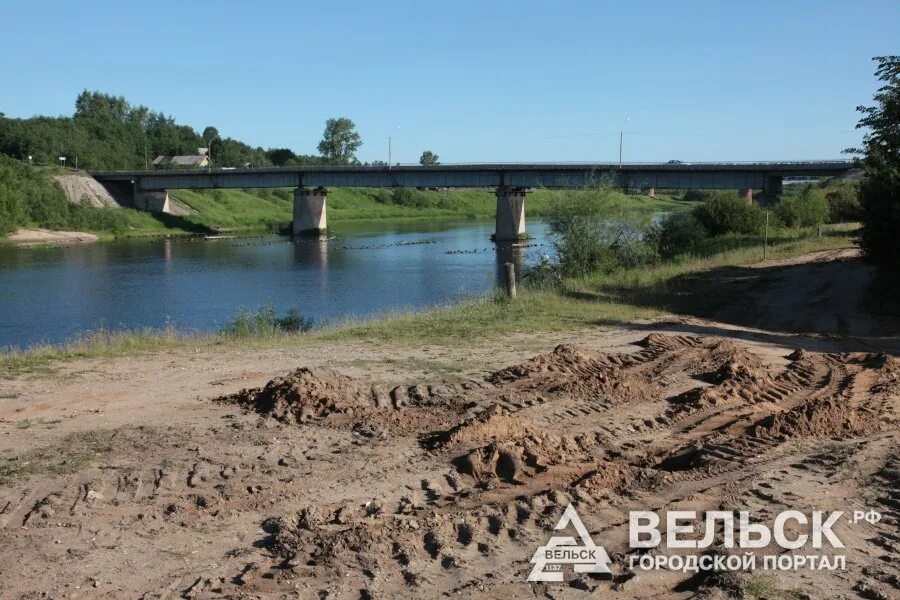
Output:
91 160 856 179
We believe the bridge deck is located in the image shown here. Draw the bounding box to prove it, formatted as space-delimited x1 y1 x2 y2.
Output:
92 161 855 191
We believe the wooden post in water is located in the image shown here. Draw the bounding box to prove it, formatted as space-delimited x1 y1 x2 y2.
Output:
504 262 517 299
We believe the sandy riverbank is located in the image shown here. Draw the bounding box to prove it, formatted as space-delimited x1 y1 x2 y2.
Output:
6 228 99 246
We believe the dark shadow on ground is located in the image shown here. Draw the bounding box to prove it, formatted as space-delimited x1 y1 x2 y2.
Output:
569 252 900 355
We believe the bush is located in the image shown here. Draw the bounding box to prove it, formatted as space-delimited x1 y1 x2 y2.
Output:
774 188 829 228
682 189 739 203
222 304 313 337
546 183 653 276
391 188 433 208
647 212 709 258
611 240 659 268
522 255 563 289
550 214 618 276
693 195 767 235
274 308 314 332
824 185 862 223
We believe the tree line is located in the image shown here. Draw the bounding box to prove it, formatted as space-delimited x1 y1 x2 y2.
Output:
0 90 439 170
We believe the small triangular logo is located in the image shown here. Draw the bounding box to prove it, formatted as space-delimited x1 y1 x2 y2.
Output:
528 503 611 582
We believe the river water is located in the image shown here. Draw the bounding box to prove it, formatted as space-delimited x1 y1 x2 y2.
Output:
0 219 550 348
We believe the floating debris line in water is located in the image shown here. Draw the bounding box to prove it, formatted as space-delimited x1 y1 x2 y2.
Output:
227 238 440 250
445 243 544 254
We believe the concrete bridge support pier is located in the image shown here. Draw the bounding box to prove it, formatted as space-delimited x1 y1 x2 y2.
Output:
494 187 527 241
758 175 783 206
738 188 753 204
293 187 328 236
134 190 172 213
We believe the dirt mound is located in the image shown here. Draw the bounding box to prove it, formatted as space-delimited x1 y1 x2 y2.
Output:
754 397 884 440
219 367 374 423
754 352 899 440
421 403 534 451
487 344 611 386
484 343 660 402
667 355 771 418
691 340 768 383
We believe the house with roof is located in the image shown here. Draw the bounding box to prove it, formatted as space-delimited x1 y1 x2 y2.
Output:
152 155 211 169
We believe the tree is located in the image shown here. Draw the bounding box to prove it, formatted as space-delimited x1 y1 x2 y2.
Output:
202 126 219 142
266 147 296 166
317 117 361 164
419 150 439 165
847 56 900 275
774 187 829 228
201 126 220 160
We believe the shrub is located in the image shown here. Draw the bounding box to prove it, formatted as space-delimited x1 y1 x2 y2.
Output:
274 308 314 332
222 304 313 337
546 183 653 276
824 185 862 222
611 240 659 268
647 212 709 258
682 189 739 203
522 255 563 289
693 195 767 235
774 188 829 228
550 213 618 276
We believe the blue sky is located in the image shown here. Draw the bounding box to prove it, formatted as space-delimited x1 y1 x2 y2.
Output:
1 0 896 163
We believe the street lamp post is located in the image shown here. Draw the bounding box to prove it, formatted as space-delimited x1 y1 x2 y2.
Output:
388 126 400 170
205 133 219 171
619 117 630 170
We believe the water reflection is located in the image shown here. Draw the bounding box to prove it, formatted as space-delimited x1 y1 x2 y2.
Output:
494 242 526 282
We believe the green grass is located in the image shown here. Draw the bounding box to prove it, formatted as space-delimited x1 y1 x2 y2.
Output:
0 324 195 378
321 288 657 345
576 228 852 292
161 187 693 234
0 228 856 378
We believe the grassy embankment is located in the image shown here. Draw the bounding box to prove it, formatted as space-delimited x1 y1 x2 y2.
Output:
161 186 693 232
0 226 854 378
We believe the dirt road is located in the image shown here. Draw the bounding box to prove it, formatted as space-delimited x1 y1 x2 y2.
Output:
0 249 897 599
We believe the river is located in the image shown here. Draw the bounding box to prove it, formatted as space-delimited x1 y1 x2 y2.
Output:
0 219 551 348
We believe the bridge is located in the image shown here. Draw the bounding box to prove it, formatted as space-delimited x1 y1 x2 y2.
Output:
91 161 855 240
